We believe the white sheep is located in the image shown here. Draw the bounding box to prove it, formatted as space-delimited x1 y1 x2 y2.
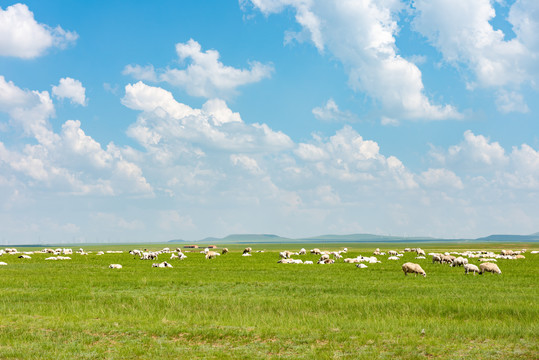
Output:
242 253 252 257
222 248 228 255
319 254 330 262
304 261 313 264
479 262 501 275
464 263 480 275
451 257 469 267
18 255 31 259
45 257 58 260
387 256 399 260
109 264 123 269
152 261 173 268
243 247 252 255
310 248 321 255
388 250 398 256
205 251 219 259
432 254 443 264
402 262 426 277
356 263 368 269
317 258 335 264
0 262 7 265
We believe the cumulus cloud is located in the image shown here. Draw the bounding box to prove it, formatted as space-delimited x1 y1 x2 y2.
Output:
122 64 158 82
413 0 539 111
419 168 463 189
245 0 461 121
312 98 358 122
495 90 529 114
0 77 152 196
52 77 87 106
122 81 293 154
294 125 417 188
124 39 274 98
430 130 539 190
0 3 77 58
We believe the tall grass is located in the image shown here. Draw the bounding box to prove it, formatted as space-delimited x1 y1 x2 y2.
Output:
0 243 537 359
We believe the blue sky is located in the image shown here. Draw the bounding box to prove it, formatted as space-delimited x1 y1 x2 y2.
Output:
0 0 538 244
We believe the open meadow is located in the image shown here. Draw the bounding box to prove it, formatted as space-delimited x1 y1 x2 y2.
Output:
0 243 537 359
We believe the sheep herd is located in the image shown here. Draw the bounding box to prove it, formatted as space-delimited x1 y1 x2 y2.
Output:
0 245 533 277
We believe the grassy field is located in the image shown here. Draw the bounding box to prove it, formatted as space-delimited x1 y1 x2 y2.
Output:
0 243 537 359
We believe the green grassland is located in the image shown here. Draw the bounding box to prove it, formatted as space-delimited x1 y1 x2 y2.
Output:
0 243 537 359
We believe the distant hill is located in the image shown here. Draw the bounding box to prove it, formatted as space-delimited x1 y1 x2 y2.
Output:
300 234 437 242
169 234 294 244
475 233 539 242
167 232 539 244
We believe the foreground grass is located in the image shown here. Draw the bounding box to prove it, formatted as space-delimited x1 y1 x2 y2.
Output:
0 243 537 359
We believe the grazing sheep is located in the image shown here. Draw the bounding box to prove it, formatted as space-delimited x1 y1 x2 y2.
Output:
222 248 228 255
432 254 443 264
304 261 313 264
280 250 293 259
319 254 330 262
170 253 179 260
402 262 426 277
243 247 252 255
373 248 381 255
45 257 58 260
451 257 469 267
298 248 306 255
441 255 455 264
0 262 7 265
344 258 359 263
515 255 525 259
479 262 501 275
416 248 426 256
18 255 31 259
109 264 122 269
415 256 426 259
317 258 335 264
205 251 219 260
152 261 173 268
310 248 321 255
242 253 252 257
96 251 104 255
356 263 368 269
387 256 399 260
464 263 480 275
388 250 398 256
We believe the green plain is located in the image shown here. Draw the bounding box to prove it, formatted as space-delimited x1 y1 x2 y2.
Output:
0 243 537 359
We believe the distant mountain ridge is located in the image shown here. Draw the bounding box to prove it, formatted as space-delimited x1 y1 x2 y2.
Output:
168 232 539 244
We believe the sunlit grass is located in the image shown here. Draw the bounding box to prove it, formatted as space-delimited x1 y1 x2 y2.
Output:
0 243 537 359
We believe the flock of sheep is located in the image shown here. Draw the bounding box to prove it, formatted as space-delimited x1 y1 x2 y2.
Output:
1 246 535 277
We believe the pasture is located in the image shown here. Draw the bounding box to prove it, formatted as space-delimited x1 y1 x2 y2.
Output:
0 243 537 359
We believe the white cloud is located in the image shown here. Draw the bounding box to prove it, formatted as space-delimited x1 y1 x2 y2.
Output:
447 130 508 168
52 77 87 106
420 168 464 189
230 154 263 175
122 82 293 154
0 3 77 58
0 78 153 197
124 39 274 98
312 98 358 122
495 90 529 114
246 0 461 121
413 0 539 111
122 64 158 82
